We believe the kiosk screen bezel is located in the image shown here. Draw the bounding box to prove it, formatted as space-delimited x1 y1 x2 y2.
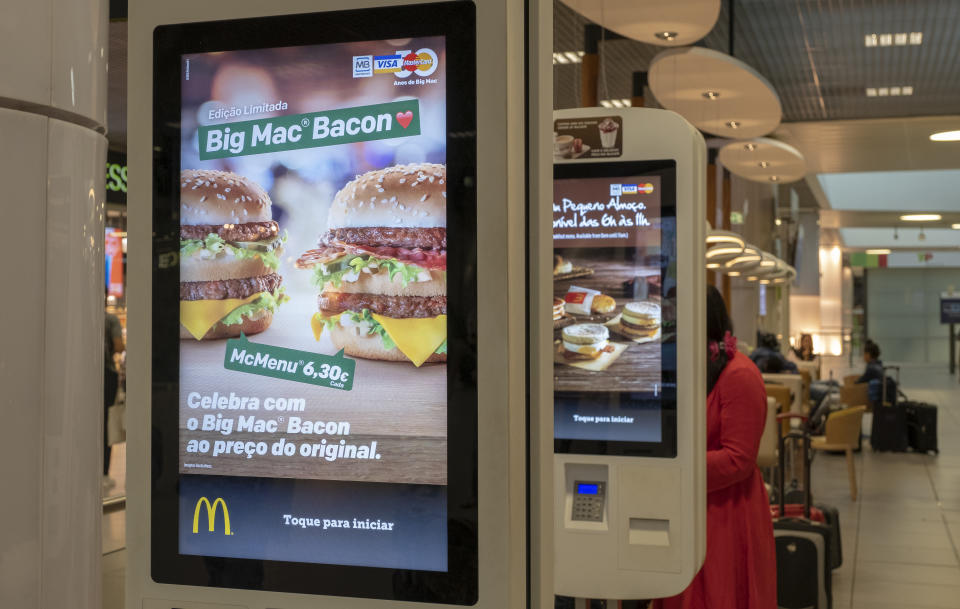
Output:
150 3 478 602
552 160 678 459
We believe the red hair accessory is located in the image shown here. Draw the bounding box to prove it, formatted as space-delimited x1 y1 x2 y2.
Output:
709 331 738 361
723 331 737 359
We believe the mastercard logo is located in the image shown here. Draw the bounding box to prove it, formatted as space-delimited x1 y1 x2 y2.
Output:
396 48 439 77
638 183 655 194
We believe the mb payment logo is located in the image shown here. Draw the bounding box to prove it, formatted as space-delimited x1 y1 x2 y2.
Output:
192 496 232 535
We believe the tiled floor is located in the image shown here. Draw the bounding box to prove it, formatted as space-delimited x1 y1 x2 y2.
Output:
811 362 960 609
100 364 960 608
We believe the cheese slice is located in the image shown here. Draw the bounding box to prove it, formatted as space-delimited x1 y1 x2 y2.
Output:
180 293 263 340
311 312 341 341
371 313 447 367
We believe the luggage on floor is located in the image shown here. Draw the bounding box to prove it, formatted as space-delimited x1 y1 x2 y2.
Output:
774 430 833 609
775 523 831 609
771 503 825 522
814 502 843 571
871 402 909 452
903 400 939 454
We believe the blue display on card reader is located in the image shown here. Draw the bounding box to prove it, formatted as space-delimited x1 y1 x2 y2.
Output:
577 483 599 495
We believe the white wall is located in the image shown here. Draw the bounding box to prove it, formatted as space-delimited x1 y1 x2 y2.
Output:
866 268 960 364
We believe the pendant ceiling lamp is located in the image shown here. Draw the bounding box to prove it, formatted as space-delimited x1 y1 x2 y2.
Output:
718 138 806 184
559 0 721 47
705 228 746 268
722 244 763 275
649 47 782 139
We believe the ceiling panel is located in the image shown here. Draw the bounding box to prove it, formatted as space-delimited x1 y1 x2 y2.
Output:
775 115 960 174
818 169 960 211
555 0 960 121
840 226 960 248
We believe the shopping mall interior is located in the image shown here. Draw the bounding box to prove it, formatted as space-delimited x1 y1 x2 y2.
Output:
2 0 960 608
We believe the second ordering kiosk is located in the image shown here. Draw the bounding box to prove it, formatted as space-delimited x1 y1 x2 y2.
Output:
552 107 707 600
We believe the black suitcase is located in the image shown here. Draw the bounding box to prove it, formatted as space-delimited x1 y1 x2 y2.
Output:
872 366 908 452
774 431 833 609
871 402 909 452
904 401 939 454
814 502 843 571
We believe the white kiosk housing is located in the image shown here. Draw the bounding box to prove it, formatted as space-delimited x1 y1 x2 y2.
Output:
552 107 706 600
125 1 553 608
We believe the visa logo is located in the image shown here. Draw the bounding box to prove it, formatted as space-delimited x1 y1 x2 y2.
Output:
374 55 402 74
621 184 639 194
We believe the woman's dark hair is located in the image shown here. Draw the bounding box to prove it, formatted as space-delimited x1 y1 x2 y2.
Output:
707 285 734 394
864 339 880 360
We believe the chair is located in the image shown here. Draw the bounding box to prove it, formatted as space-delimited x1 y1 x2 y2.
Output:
796 358 820 381
757 397 780 469
762 373 804 415
811 406 867 501
798 369 812 408
839 383 870 409
765 384 793 437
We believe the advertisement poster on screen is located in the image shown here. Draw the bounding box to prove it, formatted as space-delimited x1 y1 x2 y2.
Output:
552 171 676 446
176 37 451 571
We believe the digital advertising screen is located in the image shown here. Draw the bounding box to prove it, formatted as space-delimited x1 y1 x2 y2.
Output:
151 5 477 602
553 161 677 457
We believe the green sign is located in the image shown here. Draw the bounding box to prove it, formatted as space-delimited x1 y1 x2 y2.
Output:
223 334 355 391
850 252 880 268
198 100 421 160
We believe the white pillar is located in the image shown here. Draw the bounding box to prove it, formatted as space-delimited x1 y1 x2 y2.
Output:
0 0 108 607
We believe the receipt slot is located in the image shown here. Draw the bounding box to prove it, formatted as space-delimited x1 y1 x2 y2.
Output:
552 108 706 599
126 1 553 608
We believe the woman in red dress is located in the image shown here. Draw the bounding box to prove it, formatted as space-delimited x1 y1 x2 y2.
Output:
654 286 777 609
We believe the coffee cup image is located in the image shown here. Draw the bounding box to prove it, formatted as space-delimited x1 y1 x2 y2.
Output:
554 134 574 156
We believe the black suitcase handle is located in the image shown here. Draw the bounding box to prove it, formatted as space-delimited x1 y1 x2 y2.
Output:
778 426 812 520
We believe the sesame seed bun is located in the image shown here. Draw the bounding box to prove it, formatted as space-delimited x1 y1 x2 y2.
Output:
327 323 446 363
180 254 274 283
327 163 446 229
179 310 273 340
181 169 273 225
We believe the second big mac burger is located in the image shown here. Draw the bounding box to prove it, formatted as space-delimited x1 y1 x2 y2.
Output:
297 163 447 367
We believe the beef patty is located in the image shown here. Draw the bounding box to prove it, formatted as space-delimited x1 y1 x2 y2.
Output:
321 227 446 250
181 220 279 242
181 273 282 301
318 292 447 318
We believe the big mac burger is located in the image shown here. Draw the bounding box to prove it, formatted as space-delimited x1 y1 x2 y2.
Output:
179 169 286 340
296 163 447 367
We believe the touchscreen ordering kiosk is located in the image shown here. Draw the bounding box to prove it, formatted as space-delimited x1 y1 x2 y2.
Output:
553 108 707 600
126 2 547 608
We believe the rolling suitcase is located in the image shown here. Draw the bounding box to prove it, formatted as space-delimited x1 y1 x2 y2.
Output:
814 502 843 571
871 366 908 452
774 430 833 609
904 401 939 454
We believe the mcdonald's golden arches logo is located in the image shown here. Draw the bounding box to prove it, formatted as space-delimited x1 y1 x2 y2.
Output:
192 496 232 535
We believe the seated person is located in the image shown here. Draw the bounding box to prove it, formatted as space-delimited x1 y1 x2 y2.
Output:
792 333 817 361
859 339 896 406
857 339 884 384
750 332 799 374
809 338 887 407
